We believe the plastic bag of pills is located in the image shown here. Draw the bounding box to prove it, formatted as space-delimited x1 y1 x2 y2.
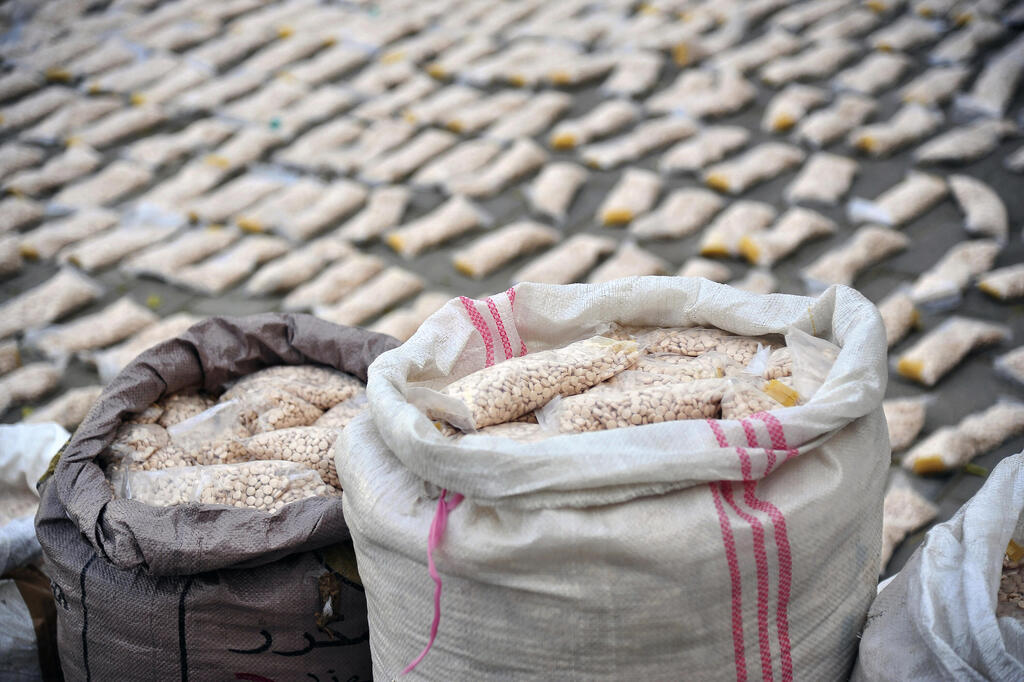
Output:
901 400 1024 474
244 426 343 490
703 142 805 194
699 200 777 258
387 196 491 259
24 385 102 431
762 84 827 132
785 152 859 205
581 116 696 169
631 188 724 240
795 93 876 147
412 140 503 188
948 174 1008 242
453 222 559 280
659 126 750 174
739 207 836 267
446 138 547 198
848 104 944 157
526 162 588 223
760 39 860 86
512 234 617 285
914 119 1016 165
908 239 1001 306
0 268 102 340
899 64 970 106
803 225 909 288
895 316 1009 386
848 171 947 227
28 297 157 359
884 396 930 452
877 290 920 348
598 168 662 226
549 99 640 150
994 346 1024 387
978 265 1024 301
879 479 938 572
587 242 669 283
834 51 912 94
315 267 424 327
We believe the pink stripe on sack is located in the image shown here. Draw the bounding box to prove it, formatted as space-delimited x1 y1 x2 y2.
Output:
741 419 795 682
710 482 748 682
506 287 527 356
460 296 495 367
486 297 515 361
403 490 464 675
753 412 798 464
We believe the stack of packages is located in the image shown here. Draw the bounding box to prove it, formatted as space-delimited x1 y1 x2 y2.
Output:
340 278 890 680
35 314 398 680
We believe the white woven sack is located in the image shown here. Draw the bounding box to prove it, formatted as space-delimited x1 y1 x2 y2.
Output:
339 278 889 681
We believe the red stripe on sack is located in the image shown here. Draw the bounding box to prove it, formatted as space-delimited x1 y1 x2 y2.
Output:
459 296 494 367
485 297 515 361
753 412 798 463
741 419 795 682
710 482 748 682
505 287 528 356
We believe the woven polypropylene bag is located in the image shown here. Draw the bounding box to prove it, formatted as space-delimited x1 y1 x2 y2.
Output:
340 278 890 681
35 313 398 682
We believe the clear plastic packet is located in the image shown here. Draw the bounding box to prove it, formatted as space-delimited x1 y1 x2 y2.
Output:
703 142 805 195
121 225 240 279
631 352 744 382
424 35 496 79
386 196 491 259
336 185 410 244
6 145 102 196
360 129 457 184
948 175 1008 242
833 51 911 94
404 85 482 126
601 50 663 97
485 91 571 142
0 196 44 233
0 71 43 105
806 7 880 41
901 399 1024 474
877 289 920 348
379 29 456 67
157 392 217 428
630 188 723 240
271 178 366 241
772 0 847 30
446 138 547 198
785 152 859 205
132 63 209 107
765 346 793 380
245 237 353 296
712 30 804 74
27 297 158 359
349 60 418 98
418 335 641 432
0 87 75 130
187 173 284 224
0 234 21 277
794 93 876 148
548 99 639 150
0 143 44 181
647 68 757 119
105 422 175 468
512 233 617 285
721 377 794 419
0 268 102 340
442 90 529 134
200 126 283 172
288 41 368 85
237 32 331 77
51 160 153 209
351 75 438 121
909 239 1001 306
784 327 841 401
273 117 364 169
978 264 1024 301
222 365 363 413
243 426 342 489
526 162 588 223
896 316 1009 386
137 160 226 211
739 207 837 267
186 30 275 73
282 252 384 311
22 97 120 144
880 476 938 572
914 119 1016 165
869 14 944 50
170 235 290 295
0 361 62 413
24 384 102 430
640 327 783 366
467 420 549 442
453 221 559 280
212 76 308 121
144 17 219 52
899 64 971 105
762 84 827 132
659 125 750 174
955 35 1024 117
121 460 337 513
847 171 948 227
581 116 696 169
315 266 424 327
598 168 662 225
233 178 326 234
849 104 944 157
883 396 930 452
85 53 178 95
314 390 369 429
59 222 180 272
587 242 669 283
72 105 165 149
411 139 502 189
699 200 777 258
995 346 1024 387
760 39 860 86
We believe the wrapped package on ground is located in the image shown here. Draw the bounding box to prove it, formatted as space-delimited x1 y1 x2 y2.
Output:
361 130 458 184
914 119 1017 164
287 42 370 85
387 196 491 259
205 127 286 171
948 174 1008 242
351 75 438 121
0 362 61 412
901 400 1024 474
28 297 158 359
143 18 219 51
759 39 860 86
598 168 661 226
403 85 483 126
175 70 266 113
1006 146 1024 173
785 153 859 205
807 7 880 41
884 396 930 453
137 161 226 211
526 162 588 223
94 313 202 382
19 209 118 261
0 143 44 181
762 85 827 132
601 50 663 96
803 225 909 288
0 340 19 375
711 30 804 74
367 291 451 342
60 221 179 272
896 316 1008 385
187 174 283 224
315 266 424 326
582 116 697 170
0 87 75 131
930 16 1005 63
314 389 369 429
703 142 805 195
242 426 344 489
378 30 457 67
588 242 669 283
51 160 152 209
132 63 209 107
259 86 353 135
234 178 327 233
424 36 496 79
245 237 354 295
729 269 779 294
772 0 848 30
274 117 363 169
85 53 177 95
0 268 102 340
848 171 947 227
955 35 1024 116
909 239 1001 305
337 186 411 243
899 64 971 105
513 234 617 285
412 139 502 188
6 145 101 196
0 197 44 234
795 93 877 147
659 126 750 174
0 234 21 276
834 52 912 94
549 99 639 150
739 207 837 267
171 235 290 295
121 225 241 279
877 290 920 348
677 257 731 282
978 264 1024 301
879 481 938 572
283 253 386 311
849 104 944 157
349 60 418 98
441 91 531 134
453 222 559 280
21 96 121 144
24 385 103 430
699 200 777 258
485 91 571 142
630 188 724 240
277 180 368 242
446 138 547 198
238 32 332 76
71 105 165 148
869 15 944 51
0 70 42 103
184 26 268 71
323 120 419 175
995 345 1024 387
645 69 756 119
